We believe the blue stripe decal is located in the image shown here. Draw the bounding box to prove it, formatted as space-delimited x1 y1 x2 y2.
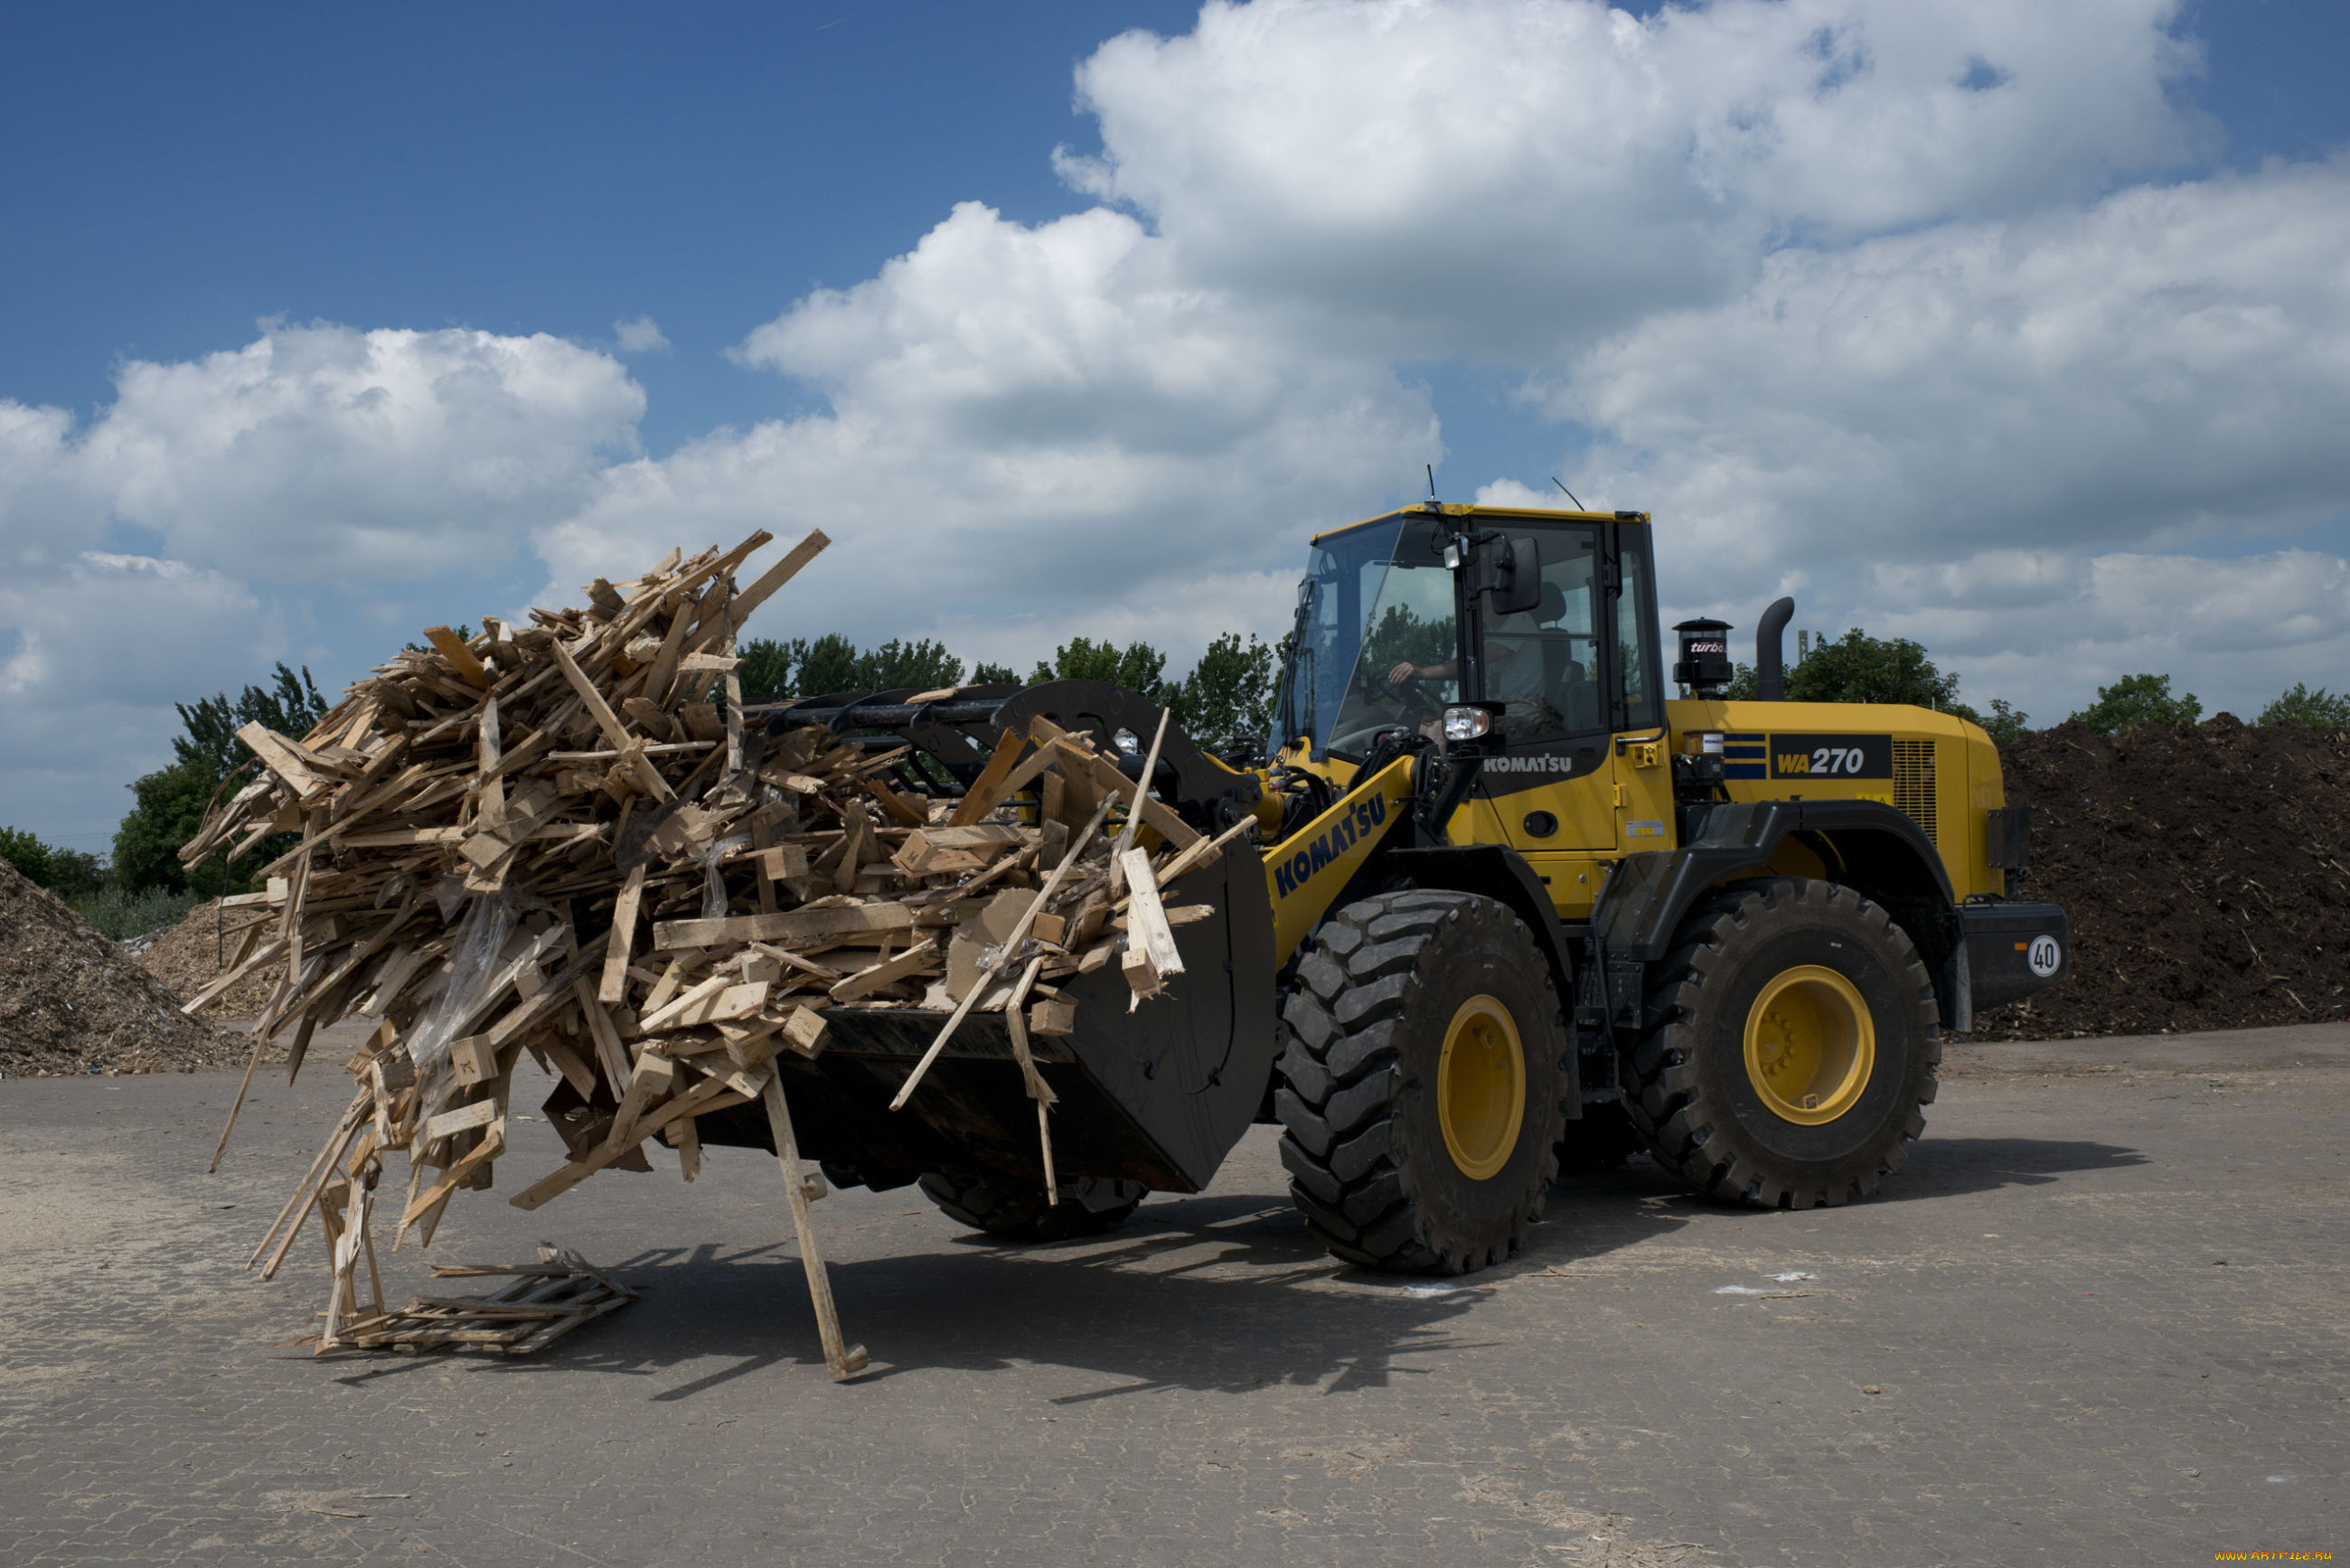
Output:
1723 764 1767 779
1724 746 1764 759
1723 733 1763 742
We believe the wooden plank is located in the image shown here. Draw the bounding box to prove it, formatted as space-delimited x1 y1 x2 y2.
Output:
571 978 633 1095
540 1038 599 1100
890 793 1114 1113
1118 847 1187 981
862 775 925 828
653 901 912 952
1108 708 1171 893
643 980 768 1034
1001 956 1057 1204
780 1006 829 1059
893 824 1023 875
760 1073 867 1381
183 936 287 1015
598 863 646 1004
422 625 490 689
946 729 1026 826
827 938 937 1003
724 528 832 631
1112 903 1213 932
550 640 672 801
510 1077 749 1210
1154 812 1260 887
1122 943 1162 998
1045 734 1201 850
423 1098 498 1142
450 1035 498 1086
396 1120 505 1244
236 722 329 799
606 1054 677 1148
335 827 466 848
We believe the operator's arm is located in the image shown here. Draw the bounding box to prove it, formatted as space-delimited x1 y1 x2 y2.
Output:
1389 658 1460 685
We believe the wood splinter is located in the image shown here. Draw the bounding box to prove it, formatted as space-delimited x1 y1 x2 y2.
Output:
761 1074 868 1381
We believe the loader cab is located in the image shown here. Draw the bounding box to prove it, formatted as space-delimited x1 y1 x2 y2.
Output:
1271 503 1668 915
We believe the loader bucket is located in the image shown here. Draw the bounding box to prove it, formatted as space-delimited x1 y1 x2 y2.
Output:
693 680 1280 1194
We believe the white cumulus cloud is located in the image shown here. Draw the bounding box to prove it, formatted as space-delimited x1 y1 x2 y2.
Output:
72 321 644 583
540 201 1437 662
1062 0 2204 357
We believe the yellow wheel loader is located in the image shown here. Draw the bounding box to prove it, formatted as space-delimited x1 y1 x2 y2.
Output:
728 502 2068 1274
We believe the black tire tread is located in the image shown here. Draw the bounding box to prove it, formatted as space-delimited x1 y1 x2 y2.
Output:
1275 890 1568 1275
1622 878 1941 1209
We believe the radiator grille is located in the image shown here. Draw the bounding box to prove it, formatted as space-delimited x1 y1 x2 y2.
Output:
1894 739 1937 844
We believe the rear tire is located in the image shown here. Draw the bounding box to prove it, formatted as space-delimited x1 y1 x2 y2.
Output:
1624 878 1940 1208
1275 891 1569 1274
917 1168 1146 1241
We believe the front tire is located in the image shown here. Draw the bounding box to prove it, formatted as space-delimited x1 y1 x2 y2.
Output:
1625 878 1940 1208
1275 891 1570 1274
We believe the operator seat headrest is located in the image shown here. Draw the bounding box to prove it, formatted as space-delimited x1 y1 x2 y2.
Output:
1537 580 1567 625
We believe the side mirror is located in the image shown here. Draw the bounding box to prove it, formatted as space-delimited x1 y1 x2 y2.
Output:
1490 535 1542 616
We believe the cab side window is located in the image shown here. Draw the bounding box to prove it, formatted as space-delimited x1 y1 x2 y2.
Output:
1616 540 1661 730
1483 527 1603 741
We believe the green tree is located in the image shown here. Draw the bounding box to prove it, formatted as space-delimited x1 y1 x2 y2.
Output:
1978 698 2031 745
1783 628 1964 709
736 638 795 704
111 759 228 895
1029 637 1172 707
855 637 964 692
970 661 1020 686
1174 632 1278 745
3 828 108 899
793 634 861 697
111 663 330 895
2257 682 2350 729
736 634 969 702
170 663 330 777
1 826 53 887
2069 672 2202 735
1719 626 2030 737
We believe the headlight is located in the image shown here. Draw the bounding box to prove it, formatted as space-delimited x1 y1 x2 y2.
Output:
1442 541 1462 569
1443 706 1491 741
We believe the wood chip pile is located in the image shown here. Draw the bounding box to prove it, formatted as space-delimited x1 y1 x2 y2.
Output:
187 527 1250 1376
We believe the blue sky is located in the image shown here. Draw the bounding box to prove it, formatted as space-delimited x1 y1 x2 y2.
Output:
5 0 2349 852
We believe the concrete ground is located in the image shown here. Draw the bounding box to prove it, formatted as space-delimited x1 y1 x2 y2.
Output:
1 1023 2343 1567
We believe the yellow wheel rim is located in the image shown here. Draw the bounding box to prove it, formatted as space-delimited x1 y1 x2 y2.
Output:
1437 995 1527 1180
1743 965 1875 1125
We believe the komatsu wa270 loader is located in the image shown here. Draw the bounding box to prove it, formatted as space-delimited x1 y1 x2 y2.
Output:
721 501 2069 1275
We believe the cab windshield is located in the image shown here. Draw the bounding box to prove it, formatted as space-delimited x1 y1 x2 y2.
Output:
1272 514 1460 759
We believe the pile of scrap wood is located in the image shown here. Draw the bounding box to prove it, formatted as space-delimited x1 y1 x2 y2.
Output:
188 527 1247 1377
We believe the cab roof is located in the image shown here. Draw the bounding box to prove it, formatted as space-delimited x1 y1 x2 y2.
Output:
1309 502 1649 546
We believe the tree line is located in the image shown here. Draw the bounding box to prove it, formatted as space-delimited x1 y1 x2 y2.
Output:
6 624 2342 937
732 630 1281 751
1725 627 2349 742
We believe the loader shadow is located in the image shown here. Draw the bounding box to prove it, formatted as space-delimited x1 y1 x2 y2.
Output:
1544 1134 2147 1214
1867 1135 2148 1200
446 1182 1700 1403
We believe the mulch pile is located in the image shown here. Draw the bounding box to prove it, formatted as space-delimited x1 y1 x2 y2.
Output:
0 860 247 1076
137 899 284 1020
1979 716 2350 1039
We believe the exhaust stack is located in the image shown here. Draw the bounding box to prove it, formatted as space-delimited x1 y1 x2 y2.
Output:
1756 596 1795 700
